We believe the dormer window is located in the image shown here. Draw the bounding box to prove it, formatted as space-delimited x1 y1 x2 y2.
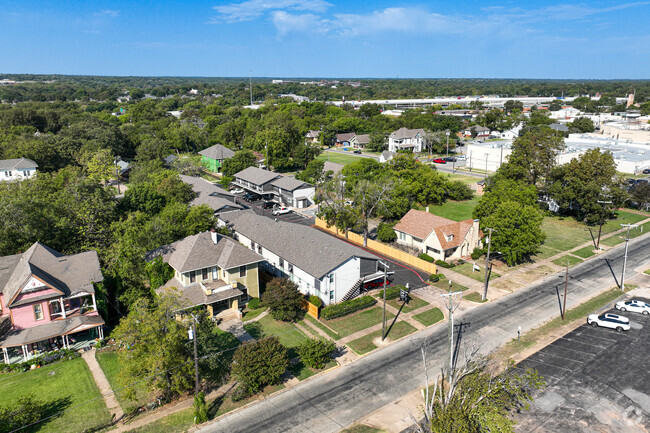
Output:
446 234 454 241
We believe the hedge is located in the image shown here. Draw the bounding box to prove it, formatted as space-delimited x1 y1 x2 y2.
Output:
418 253 435 263
247 298 261 310
429 274 440 283
321 296 377 320
1 348 81 373
308 295 323 308
471 248 484 260
435 259 454 268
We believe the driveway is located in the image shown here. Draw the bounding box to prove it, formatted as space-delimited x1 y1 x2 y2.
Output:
235 197 315 226
515 295 650 432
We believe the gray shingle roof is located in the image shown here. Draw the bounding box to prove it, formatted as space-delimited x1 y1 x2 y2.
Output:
323 161 344 175
0 314 104 348
0 158 38 171
336 132 356 142
158 282 242 311
390 127 425 139
354 134 371 144
550 123 569 132
198 144 235 161
221 210 377 279
271 175 311 192
179 175 242 213
0 243 103 307
234 166 281 186
147 231 264 273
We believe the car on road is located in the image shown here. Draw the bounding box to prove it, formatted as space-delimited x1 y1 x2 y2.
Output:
615 299 650 315
443 156 457 162
230 188 244 194
432 158 446 164
587 312 630 332
643 168 650 174
272 206 292 215
352 149 362 154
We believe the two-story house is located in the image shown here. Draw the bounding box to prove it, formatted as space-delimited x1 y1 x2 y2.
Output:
0 243 104 363
147 230 264 319
218 210 380 306
393 209 483 261
233 167 315 208
180 175 243 215
199 144 235 173
349 134 370 149
388 128 426 152
0 158 38 182
233 166 280 197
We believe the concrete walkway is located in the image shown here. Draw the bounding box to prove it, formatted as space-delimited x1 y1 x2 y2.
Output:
218 319 253 342
82 348 124 422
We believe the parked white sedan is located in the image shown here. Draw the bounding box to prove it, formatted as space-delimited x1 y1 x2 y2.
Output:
272 206 292 216
615 299 650 315
587 313 630 332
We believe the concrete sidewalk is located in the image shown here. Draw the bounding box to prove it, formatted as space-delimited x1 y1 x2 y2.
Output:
82 348 124 421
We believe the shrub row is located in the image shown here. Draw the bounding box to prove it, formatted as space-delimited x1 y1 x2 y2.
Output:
1 348 81 373
429 273 446 283
471 248 485 260
321 296 377 320
435 259 454 268
418 253 435 263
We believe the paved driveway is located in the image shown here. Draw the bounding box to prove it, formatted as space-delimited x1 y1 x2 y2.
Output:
236 197 315 226
515 296 650 432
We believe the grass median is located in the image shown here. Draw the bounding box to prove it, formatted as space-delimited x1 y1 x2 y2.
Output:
347 321 417 355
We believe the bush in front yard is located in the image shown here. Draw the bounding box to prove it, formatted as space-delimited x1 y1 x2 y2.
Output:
247 298 261 310
308 295 322 308
261 278 306 322
321 296 376 320
429 274 440 283
418 253 435 263
231 337 288 393
381 285 406 300
377 222 397 242
471 248 484 260
0 394 48 432
435 259 454 268
297 338 336 369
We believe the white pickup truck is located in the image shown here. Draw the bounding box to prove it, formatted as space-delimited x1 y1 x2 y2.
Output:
272 206 292 215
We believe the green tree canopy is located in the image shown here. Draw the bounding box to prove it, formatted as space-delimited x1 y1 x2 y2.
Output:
261 278 306 322
231 337 289 393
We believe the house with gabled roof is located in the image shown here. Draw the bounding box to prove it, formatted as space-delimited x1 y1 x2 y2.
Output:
218 210 380 305
179 175 242 215
0 243 104 363
350 134 370 149
0 158 38 182
199 144 235 173
335 132 356 146
393 209 483 261
305 130 320 144
388 128 426 152
270 175 315 208
147 230 264 319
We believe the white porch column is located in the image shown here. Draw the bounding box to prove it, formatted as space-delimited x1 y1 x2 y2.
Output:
64 335 69 349
2 347 8 364
21 345 28 361
99 326 104 339
91 294 97 312
60 298 66 318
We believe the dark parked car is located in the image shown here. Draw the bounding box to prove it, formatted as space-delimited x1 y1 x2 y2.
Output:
243 192 261 202
262 201 276 210
443 156 457 162
352 149 362 154
643 168 650 174
432 158 446 164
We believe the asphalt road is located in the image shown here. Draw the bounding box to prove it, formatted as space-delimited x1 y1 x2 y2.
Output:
199 234 650 433
515 300 650 432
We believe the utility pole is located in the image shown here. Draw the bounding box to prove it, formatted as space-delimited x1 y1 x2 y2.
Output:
446 131 450 157
562 259 568 320
114 158 120 194
482 228 495 301
596 200 612 249
484 153 489 181
620 223 639 290
441 288 463 370
249 71 253 106
380 261 389 341
190 315 199 395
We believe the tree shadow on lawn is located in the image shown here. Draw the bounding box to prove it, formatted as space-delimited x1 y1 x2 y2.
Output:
29 395 73 432
207 382 238 420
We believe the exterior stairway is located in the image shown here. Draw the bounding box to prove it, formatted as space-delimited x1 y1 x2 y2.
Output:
340 278 364 302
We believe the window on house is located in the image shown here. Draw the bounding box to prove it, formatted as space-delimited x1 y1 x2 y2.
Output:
330 291 335 301
446 234 454 241
189 271 196 283
51 301 61 315
257 245 262 254
399 232 406 241
251 241 256 251
279 258 284 268
288 263 293 273
202 268 208 281
4 171 11 177
25 170 30 176
329 274 334 284
33 304 44 320
239 265 247 277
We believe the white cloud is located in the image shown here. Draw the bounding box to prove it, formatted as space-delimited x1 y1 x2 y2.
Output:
271 11 324 36
94 10 120 17
212 0 331 23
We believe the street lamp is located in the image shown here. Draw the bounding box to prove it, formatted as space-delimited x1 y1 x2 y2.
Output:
446 131 450 157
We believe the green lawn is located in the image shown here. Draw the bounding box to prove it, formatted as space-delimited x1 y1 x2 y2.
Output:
322 306 394 339
242 307 267 322
572 246 596 258
347 321 417 355
600 234 626 247
0 357 111 433
429 278 470 292
288 360 337 381
96 350 150 411
533 244 562 260
444 173 482 186
453 262 500 283
551 255 583 267
427 196 480 221
464 292 487 303
413 308 445 327
302 314 341 340
386 296 429 314
316 152 364 166
243 314 310 358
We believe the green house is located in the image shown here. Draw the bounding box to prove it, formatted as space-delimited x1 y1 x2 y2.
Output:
199 144 235 173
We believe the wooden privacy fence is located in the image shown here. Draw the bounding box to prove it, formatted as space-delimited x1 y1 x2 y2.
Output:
314 218 437 275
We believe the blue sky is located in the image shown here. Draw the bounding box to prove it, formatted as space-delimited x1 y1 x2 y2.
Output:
1 1 649 78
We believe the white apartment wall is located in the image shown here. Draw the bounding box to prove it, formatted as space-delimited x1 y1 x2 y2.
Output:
326 257 361 304
0 168 37 182
293 187 315 207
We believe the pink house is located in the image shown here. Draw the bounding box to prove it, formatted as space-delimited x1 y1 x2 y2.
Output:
0 242 104 363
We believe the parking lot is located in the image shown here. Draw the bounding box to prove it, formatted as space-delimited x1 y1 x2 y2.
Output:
515 297 650 432
233 195 315 226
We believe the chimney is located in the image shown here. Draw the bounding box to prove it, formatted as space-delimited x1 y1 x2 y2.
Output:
210 228 219 244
